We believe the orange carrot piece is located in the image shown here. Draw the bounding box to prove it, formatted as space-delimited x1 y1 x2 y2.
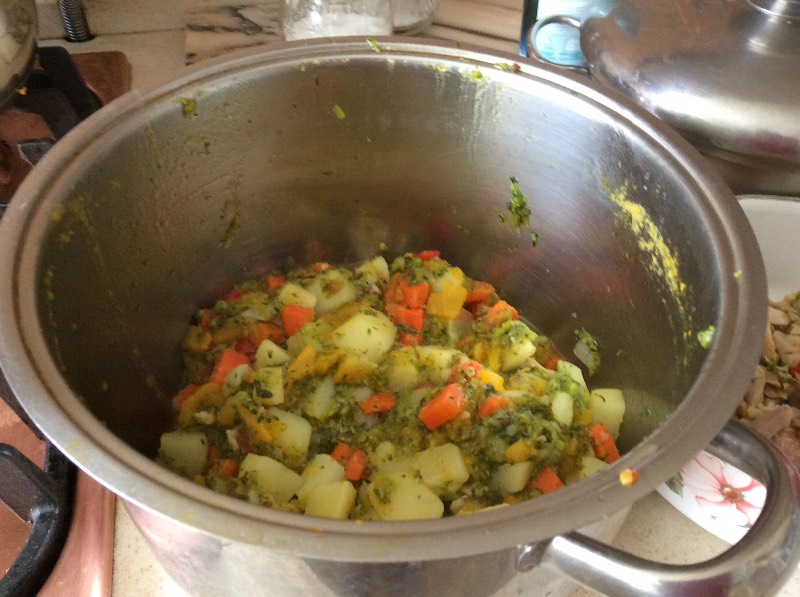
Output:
313 262 332 273
465 281 495 304
532 467 564 493
172 384 199 410
385 274 431 309
386 304 425 331
486 300 519 324
361 392 397 415
216 458 240 478
331 442 352 465
399 332 423 346
281 304 314 336
544 355 561 370
590 423 621 463
418 383 467 430
210 349 250 385
249 321 285 346
399 279 431 309
267 274 286 292
413 250 441 261
450 360 482 382
478 394 512 418
223 289 242 302
345 449 367 481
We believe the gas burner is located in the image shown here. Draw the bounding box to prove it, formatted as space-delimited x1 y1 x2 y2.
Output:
0 47 131 205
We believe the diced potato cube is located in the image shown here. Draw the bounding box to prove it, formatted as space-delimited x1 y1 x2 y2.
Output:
557 359 587 389
307 270 357 315
159 431 208 477
222 363 252 397
355 256 390 285
239 453 302 503
579 455 608 479
302 375 338 421
304 480 357 519
368 472 444 520
551 390 573 426
251 367 284 405
332 309 396 362
491 461 534 494
278 282 317 309
381 347 420 391
369 441 417 474
589 388 626 439
416 443 470 495
264 407 312 458
415 346 467 384
296 454 346 508
287 320 334 356
255 339 290 368
501 338 536 371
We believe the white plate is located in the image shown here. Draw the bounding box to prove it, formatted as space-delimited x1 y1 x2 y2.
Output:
656 195 800 545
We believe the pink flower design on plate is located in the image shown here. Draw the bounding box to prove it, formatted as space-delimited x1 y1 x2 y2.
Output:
680 451 766 528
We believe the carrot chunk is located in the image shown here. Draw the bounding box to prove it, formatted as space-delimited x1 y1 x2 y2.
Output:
281 304 314 336
486 300 519 324
331 442 352 465
386 304 425 331
465 281 495 304
216 458 240 478
478 394 512 418
172 384 199 410
210 349 250 385
249 321 285 346
419 383 467 430
345 449 367 481
590 423 621 463
361 392 397 415
531 467 564 493
266 274 286 292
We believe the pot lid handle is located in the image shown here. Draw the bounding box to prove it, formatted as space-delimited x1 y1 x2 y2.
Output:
517 419 800 595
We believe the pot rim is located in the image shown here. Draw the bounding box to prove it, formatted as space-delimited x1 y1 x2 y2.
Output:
0 37 767 562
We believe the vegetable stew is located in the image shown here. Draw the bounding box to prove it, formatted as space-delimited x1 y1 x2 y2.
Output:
158 252 626 520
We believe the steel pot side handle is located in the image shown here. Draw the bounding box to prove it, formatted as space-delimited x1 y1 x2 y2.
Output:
517 419 800 596
525 15 589 74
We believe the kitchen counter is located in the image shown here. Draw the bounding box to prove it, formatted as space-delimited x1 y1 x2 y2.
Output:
29 1 800 595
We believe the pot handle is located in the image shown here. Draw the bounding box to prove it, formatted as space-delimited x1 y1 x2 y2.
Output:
524 15 590 74
518 419 800 596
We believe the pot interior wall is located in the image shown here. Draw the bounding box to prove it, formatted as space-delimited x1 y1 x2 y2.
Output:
35 46 720 457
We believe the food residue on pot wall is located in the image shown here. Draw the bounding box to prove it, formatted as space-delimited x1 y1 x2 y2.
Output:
606 182 694 335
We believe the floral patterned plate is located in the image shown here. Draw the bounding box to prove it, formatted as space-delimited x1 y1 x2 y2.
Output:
657 451 766 544
656 195 800 544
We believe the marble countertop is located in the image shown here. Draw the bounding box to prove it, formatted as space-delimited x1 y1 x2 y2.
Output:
29 1 800 595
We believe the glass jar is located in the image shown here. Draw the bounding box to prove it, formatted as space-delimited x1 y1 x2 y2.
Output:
284 0 393 40
391 0 439 34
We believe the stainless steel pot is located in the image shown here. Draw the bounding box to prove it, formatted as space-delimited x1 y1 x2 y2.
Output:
526 0 800 196
0 39 798 596
0 0 38 108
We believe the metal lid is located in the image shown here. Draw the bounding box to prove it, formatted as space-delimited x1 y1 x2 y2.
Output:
579 0 800 191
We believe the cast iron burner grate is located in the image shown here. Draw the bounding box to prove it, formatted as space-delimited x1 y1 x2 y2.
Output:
0 45 129 210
